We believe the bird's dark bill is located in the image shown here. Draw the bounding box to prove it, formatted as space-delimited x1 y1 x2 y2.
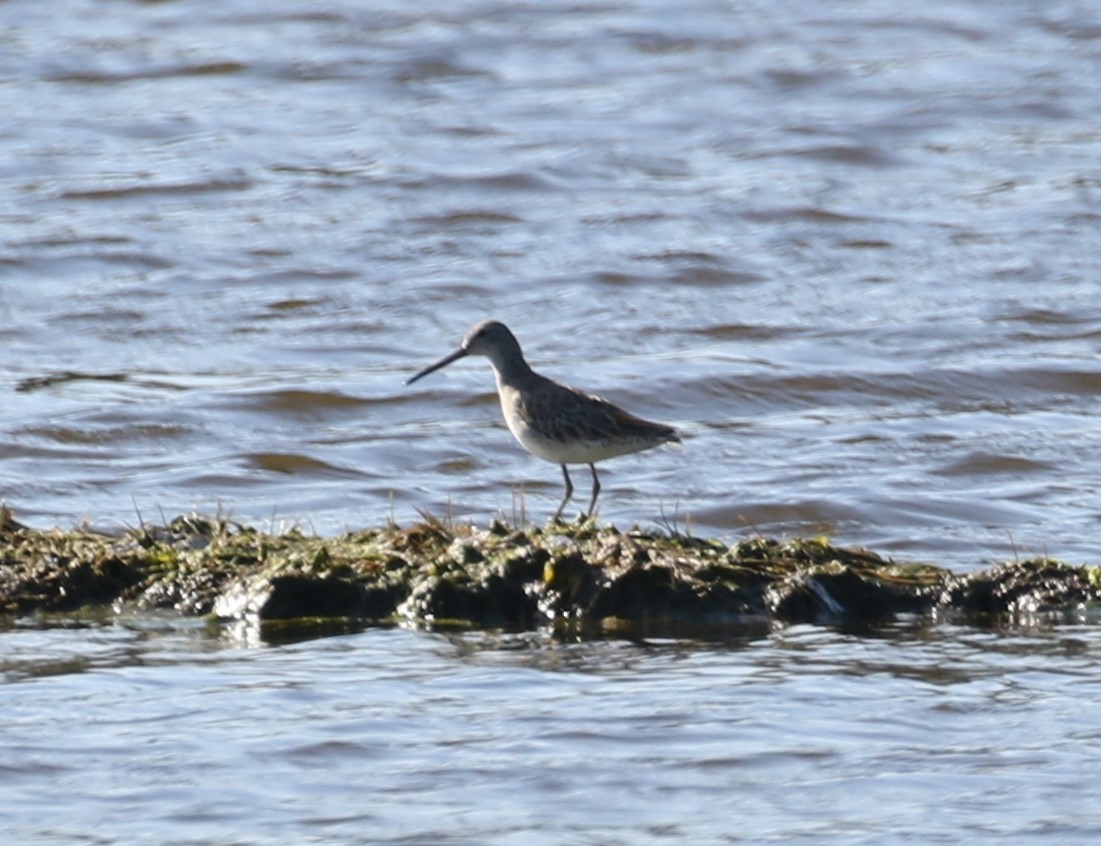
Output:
406 347 468 385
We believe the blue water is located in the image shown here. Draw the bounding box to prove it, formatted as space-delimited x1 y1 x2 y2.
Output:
3 620 1101 845
3 0 1101 841
1 0 1099 568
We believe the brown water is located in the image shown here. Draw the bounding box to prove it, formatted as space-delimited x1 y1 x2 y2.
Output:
2 1 1099 569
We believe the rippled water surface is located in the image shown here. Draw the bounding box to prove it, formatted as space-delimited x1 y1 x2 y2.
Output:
2 0 1100 567
4 620 1101 845
2 4 1101 834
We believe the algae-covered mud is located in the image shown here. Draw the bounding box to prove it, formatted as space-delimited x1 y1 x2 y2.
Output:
1 506 1098 633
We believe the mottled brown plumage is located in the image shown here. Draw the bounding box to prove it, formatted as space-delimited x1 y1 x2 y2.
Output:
406 320 679 521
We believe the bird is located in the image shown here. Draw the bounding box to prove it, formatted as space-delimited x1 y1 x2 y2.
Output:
405 319 680 522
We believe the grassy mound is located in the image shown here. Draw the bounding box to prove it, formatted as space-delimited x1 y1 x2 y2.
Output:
2 506 1098 634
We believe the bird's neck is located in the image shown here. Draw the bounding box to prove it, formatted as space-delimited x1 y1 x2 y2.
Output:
488 349 534 386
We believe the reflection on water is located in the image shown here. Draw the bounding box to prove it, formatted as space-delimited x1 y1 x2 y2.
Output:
3 619 1101 843
1 0 1099 572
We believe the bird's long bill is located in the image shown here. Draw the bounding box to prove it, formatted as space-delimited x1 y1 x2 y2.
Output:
405 347 467 385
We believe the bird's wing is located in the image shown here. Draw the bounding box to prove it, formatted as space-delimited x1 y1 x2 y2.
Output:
517 379 678 444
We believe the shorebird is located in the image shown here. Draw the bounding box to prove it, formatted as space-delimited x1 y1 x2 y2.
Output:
406 320 680 522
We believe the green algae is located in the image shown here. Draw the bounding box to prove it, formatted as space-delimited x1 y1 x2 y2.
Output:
1 505 1098 633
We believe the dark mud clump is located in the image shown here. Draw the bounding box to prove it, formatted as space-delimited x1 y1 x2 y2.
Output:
1 506 1099 633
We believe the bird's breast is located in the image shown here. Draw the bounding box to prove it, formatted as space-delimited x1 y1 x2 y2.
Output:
495 383 554 459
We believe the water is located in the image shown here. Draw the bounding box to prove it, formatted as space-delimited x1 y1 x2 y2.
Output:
0 0 1097 568
2 619 1101 845
2 2 1100 840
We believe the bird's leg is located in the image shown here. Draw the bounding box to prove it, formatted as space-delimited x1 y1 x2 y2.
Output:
552 464 574 523
585 463 601 520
